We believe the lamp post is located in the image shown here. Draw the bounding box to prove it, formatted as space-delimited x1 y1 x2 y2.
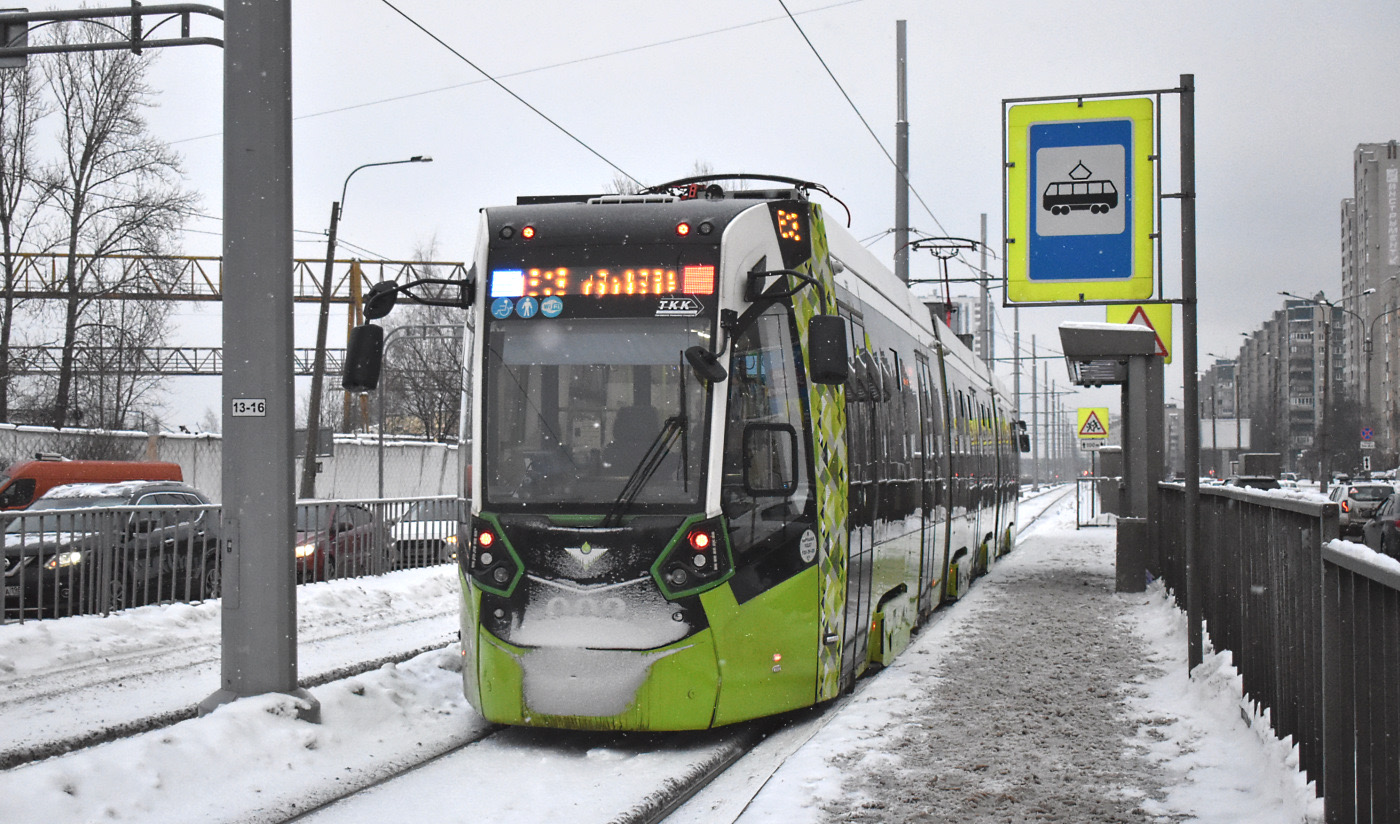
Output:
299 155 433 500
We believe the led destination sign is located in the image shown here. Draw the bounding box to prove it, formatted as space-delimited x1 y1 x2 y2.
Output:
489 265 716 299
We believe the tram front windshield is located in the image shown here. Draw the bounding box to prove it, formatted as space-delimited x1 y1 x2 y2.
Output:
483 316 712 511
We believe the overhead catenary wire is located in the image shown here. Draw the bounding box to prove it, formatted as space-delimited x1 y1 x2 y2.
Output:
376 0 643 188
168 1 869 146
776 1 959 246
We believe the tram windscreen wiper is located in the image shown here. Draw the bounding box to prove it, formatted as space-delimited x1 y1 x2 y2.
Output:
601 414 684 528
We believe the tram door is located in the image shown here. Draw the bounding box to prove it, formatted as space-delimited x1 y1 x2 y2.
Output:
841 320 876 687
914 353 940 616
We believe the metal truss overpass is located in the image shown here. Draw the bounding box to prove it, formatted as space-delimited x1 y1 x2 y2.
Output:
1 254 467 303
5 346 346 377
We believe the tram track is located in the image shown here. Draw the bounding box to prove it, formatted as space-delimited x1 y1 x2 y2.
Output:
0 636 458 771
265 488 1080 824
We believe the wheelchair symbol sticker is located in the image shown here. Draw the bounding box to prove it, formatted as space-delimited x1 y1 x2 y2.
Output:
491 297 514 319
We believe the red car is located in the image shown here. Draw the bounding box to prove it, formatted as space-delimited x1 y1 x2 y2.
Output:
294 503 386 582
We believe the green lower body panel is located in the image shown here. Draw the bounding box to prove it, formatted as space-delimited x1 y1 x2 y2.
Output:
703 567 821 727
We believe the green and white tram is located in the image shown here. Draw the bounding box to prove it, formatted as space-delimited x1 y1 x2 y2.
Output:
348 175 1024 731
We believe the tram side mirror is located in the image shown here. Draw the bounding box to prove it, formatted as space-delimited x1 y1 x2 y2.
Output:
685 346 728 383
343 324 385 392
743 423 798 495
363 281 399 320
807 315 848 385
1016 420 1031 453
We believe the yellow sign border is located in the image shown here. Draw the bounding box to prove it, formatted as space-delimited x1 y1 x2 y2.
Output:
1077 407 1111 440
1006 98 1156 303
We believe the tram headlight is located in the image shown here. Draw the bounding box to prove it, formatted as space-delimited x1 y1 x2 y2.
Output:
466 516 522 597
653 516 732 599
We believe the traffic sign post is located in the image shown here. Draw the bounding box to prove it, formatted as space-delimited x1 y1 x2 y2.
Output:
1005 98 1156 303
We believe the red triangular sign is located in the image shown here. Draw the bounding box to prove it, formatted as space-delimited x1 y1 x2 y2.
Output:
1126 306 1169 358
1079 411 1108 437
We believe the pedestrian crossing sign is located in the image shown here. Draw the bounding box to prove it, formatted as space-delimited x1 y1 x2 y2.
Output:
1077 407 1110 439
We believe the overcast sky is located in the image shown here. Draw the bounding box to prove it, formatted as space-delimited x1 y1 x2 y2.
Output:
114 0 1400 428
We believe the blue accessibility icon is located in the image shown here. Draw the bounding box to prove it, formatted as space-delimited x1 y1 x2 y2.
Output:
516 296 539 318
541 296 563 318
490 297 514 319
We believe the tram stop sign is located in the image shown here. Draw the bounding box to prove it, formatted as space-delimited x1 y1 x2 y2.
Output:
1005 98 1155 303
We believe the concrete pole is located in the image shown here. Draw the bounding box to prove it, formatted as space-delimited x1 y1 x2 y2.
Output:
201 0 317 721
893 20 909 284
300 200 341 499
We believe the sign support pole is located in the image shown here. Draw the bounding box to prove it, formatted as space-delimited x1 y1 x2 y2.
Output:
1179 74 1202 672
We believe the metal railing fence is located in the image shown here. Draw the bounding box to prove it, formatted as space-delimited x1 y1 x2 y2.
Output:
1321 543 1400 823
4 496 462 624
1158 484 1332 805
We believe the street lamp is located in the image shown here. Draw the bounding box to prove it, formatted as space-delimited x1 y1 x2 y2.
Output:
300 155 433 500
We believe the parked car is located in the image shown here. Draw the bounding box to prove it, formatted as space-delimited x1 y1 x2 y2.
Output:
294 502 386 582
1222 476 1281 490
1328 482 1395 536
389 498 459 568
3 481 218 618
1361 493 1400 556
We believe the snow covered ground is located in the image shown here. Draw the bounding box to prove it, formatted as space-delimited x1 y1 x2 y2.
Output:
0 494 1324 823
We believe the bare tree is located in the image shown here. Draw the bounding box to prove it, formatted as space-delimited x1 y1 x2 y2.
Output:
41 21 197 428
71 297 172 429
0 59 55 420
377 239 465 442
382 301 464 442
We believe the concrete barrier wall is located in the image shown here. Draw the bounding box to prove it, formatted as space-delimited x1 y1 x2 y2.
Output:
0 423 460 501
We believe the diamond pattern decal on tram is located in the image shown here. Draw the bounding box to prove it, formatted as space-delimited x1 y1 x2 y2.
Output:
791 204 850 702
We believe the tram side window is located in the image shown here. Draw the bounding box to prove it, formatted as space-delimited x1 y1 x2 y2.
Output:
722 306 811 553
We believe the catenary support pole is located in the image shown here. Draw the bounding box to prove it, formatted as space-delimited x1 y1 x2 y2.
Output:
201 0 318 721
980 213 990 366
893 20 909 284
1032 335 1039 486
1014 305 1021 441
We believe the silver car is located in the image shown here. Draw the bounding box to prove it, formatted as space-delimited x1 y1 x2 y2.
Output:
1329 482 1395 536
